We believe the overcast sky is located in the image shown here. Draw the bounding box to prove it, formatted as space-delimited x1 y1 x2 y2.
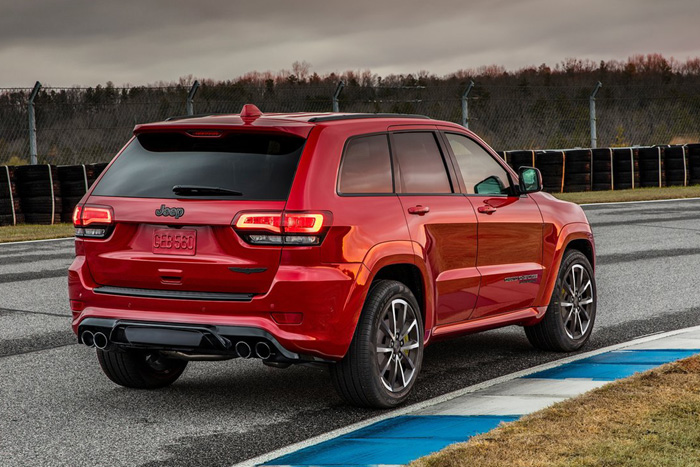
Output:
1 0 699 87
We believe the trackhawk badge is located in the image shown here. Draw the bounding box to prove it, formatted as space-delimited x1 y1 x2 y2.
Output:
504 273 539 284
155 204 185 219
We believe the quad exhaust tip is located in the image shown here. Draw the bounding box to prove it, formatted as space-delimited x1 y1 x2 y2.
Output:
93 332 108 350
235 341 252 358
255 342 271 360
82 330 95 348
82 332 271 360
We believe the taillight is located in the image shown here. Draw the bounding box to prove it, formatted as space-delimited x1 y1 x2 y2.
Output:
284 213 324 234
233 211 331 246
73 204 114 239
235 213 282 233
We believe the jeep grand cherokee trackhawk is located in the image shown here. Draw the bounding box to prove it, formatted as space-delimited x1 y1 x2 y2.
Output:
69 105 596 408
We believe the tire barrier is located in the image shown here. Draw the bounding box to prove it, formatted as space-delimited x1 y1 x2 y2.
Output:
0 146 698 226
687 144 700 186
57 163 104 223
501 144 699 193
0 162 108 225
0 165 24 226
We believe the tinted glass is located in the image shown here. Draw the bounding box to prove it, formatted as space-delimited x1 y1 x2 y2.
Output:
392 132 452 194
339 135 393 194
92 132 305 200
445 133 512 195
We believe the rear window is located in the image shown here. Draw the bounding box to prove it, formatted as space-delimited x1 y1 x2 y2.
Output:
92 132 305 200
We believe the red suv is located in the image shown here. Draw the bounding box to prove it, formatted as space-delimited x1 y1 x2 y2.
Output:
69 105 596 408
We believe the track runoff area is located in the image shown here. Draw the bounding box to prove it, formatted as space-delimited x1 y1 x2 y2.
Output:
0 197 699 467
247 326 700 466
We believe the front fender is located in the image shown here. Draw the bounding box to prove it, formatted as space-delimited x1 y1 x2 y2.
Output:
532 222 594 314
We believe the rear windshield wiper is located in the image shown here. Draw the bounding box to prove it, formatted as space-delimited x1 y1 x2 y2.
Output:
172 185 243 196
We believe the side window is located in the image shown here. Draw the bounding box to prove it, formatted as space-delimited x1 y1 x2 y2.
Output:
392 132 452 194
338 134 393 194
445 133 512 195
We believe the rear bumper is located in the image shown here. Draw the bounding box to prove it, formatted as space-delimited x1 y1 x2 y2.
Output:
69 256 370 360
78 317 306 362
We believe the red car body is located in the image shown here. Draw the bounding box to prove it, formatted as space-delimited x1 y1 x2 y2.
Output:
69 110 594 364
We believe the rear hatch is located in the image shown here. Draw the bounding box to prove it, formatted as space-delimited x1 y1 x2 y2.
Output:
82 128 308 295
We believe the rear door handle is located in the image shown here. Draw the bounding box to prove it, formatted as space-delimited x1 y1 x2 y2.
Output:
477 205 497 214
408 205 430 215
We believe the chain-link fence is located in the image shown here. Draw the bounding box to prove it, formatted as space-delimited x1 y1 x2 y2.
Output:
1 81 699 165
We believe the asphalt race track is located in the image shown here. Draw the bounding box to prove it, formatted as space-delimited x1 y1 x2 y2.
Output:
1 198 699 466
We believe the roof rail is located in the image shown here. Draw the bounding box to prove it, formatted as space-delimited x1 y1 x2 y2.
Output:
308 113 431 123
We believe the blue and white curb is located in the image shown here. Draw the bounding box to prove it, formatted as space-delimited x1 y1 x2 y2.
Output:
238 325 700 467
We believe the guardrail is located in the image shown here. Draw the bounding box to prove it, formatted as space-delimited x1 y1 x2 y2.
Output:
0 144 698 226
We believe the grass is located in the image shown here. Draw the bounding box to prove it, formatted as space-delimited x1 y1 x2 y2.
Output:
552 184 700 204
411 355 700 467
0 223 74 243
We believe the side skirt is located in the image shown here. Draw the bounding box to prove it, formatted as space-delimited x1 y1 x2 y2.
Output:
430 306 547 341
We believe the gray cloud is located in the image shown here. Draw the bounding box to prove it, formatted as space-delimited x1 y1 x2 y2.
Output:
1 0 698 86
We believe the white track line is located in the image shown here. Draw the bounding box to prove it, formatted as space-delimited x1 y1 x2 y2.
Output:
236 324 700 467
580 196 700 207
0 236 73 246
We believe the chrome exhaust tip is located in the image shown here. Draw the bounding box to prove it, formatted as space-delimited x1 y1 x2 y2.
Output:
235 341 252 358
255 342 271 360
81 330 95 348
93 332 108 350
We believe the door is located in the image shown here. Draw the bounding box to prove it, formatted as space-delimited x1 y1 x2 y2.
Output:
442 132 544 319
391 130 480 325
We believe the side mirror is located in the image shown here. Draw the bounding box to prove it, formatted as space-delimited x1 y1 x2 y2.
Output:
518 167 543 194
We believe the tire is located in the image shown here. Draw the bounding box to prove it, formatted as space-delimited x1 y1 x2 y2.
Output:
0 214 17 226
20 197 62 213
593 161 611 171
96 349 187 389
525 249 596 352
593 172 611 184
664 158 685 171
592 183 612 191
60 180 88 196
58 165 93 180
565 173 591 184
23 213 62 224
15 165 55 182
564 161 591 173
18 180 62 197
0 199 21 215
331 280 424 408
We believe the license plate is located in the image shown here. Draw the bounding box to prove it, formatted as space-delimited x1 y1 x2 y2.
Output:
153 229 197 256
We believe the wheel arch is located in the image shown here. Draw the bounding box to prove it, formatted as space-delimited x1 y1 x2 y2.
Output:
371 263 427 334
566 238 595 271
341 241 434 354
535 222 595 310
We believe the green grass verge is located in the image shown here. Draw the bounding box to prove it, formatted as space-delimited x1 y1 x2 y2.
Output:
0 223 74 243
411 355 700 467
552 184 700 204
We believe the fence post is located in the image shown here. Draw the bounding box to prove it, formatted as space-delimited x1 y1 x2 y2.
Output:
461 80 475 129
28 81 42 165
186 80 200 116
589 81 602 148
332 81 345 113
